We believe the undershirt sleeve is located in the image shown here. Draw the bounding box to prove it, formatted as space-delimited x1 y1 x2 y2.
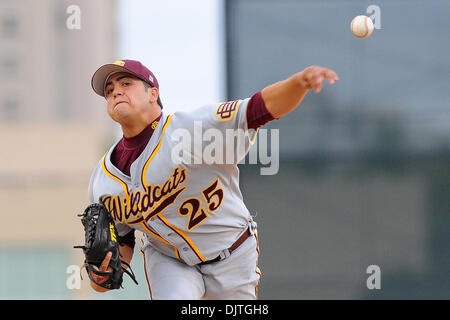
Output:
246 91 279 130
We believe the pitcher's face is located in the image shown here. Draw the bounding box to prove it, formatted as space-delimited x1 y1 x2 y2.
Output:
104 72 154 125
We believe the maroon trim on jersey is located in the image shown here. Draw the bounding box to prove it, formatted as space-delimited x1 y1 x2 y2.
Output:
102 154 131 196
140 114 173 188
111 114 162 176
140 248 153 299
246 91 278 130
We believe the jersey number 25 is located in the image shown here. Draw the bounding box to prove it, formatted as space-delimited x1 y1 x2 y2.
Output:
178 178 224 231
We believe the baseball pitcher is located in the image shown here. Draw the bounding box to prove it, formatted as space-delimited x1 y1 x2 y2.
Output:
77 59 338 299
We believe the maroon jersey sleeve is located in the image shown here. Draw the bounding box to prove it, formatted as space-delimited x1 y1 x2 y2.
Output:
246 91 278 130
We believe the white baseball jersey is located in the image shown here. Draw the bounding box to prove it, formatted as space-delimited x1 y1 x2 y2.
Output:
88 98 258 266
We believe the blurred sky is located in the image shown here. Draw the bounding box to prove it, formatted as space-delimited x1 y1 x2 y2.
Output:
118 0 225 114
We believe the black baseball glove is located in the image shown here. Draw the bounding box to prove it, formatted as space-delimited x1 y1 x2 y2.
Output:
74 203 138 290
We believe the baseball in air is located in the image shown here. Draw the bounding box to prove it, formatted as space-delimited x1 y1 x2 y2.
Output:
350 15 374 39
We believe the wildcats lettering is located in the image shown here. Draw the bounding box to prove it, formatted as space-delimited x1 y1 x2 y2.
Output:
102 167 187 224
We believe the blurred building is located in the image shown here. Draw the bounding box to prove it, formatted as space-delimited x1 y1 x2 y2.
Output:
227 0 450 299
226 0 450 159
0 0 118 299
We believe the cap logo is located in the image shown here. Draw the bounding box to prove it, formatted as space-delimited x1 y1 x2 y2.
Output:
149 75 154 82
113 60 125 66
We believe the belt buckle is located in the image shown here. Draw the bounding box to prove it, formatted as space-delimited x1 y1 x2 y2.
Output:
219 249 231 260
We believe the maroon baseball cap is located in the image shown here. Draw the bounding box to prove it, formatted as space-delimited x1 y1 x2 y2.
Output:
91 59 159 97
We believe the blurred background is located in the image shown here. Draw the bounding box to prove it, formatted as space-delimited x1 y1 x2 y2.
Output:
0 0 448 299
